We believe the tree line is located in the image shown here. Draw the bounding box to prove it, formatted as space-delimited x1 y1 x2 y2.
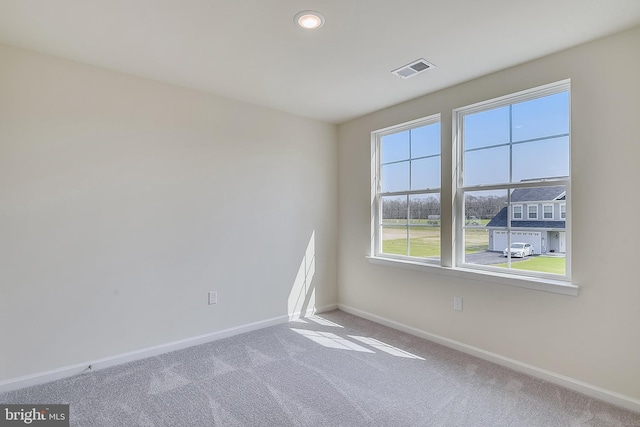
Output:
383 194 507 220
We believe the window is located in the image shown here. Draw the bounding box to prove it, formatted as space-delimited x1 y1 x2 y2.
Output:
455 80 570 279
371 80 571 290
513 205 523 219
372 115 441 262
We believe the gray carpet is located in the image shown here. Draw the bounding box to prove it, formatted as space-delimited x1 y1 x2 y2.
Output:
1 310 639 426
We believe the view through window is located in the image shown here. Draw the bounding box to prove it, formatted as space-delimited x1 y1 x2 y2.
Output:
375 116 441 262
457 82 570 278
372 81 570 283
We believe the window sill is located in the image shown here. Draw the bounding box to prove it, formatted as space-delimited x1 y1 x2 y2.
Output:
366 256 579 296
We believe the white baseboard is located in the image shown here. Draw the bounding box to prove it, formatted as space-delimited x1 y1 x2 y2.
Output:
0 304 337 394
338 303 640 414
314 303 339 314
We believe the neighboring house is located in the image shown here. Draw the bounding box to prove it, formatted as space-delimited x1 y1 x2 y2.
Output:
486 186 566 254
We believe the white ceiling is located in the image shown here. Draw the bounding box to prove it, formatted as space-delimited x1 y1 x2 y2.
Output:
1 1 640 124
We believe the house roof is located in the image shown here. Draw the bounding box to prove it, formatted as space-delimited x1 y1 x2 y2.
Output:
511 186 565 203
486 207 566 229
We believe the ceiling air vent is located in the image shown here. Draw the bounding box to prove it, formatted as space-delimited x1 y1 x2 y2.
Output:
391 59 436 79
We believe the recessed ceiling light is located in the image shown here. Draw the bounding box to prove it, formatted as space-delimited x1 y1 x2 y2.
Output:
294 11 325 30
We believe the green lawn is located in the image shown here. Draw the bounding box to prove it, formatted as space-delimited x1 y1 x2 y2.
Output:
381 224 490 258
464 228 489 253
382 226 440 257
383 237 440 257
382 224 566 275
495 256 566 275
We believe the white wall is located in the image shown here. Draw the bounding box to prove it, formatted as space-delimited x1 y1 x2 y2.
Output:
338 26 640 401
0 44 338 382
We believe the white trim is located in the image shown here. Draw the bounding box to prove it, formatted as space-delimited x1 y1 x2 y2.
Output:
372 114 441 260
372 114 440 136
452 80 571 281
512 204 523 220
367 255 578 296
0 304 338 394
528 204 538 219
452 79 571 115
543 203 554 219
338 304 640 413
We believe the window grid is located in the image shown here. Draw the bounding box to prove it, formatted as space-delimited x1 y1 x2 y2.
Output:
371 80 570 285
543 204 554 219
455 80 570 280
374 115 441 262
513 205 523 219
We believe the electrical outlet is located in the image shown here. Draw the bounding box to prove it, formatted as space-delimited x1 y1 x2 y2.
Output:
453 296 463 311
208 291 217 305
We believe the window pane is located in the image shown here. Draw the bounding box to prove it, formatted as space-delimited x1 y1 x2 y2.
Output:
408 194 440 260
381 195 407 256
464 189 507 265
512 92 569 142
464 146 510 186
465 190 507 223
381 226 408 256
381 161 409 193
411 123 440 158
493 231 566 276
381 195 407 225
464 106 510 150
513 205 523 219
494 186 567 275
381 131 409 163
409 194 440 224
512 137 569 182
411 156 440 190
464 228 494 261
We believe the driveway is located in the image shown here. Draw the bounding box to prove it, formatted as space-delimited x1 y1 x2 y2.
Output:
465 250 535 265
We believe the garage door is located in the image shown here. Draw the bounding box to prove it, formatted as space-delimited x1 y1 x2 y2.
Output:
492 231 541 254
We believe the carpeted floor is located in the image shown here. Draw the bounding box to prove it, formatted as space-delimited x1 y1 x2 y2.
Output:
1 310 639 426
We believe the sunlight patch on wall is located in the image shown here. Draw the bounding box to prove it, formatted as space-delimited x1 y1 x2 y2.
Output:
288 231 316 318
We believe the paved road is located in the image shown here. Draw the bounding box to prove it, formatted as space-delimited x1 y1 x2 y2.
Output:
465 250 534 265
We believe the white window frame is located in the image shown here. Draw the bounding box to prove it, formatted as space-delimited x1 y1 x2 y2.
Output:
369 80 575 296
543 204 554 219
512 204 523 220
560 203 566 219
528 205 538 220
453 80 571 284
371 114 441 264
